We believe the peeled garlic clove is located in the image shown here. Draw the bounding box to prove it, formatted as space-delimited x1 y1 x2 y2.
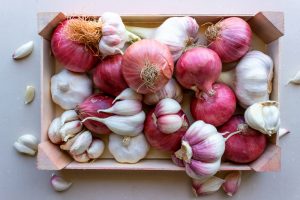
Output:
60 132 82 151
72 153 90 163
222 171 241 196
51 174 72 192
70 131 92 156
192 176 225 196
59 120 83 141
60 110 78 124
288 70 300 84
154 98 181 117
12 41 34 60
98 100 142 116
113 88 142 103
14 134 38 156
82 111 145 136
245 101 280 135
157 114 183 134
87 139 105 159
48 117 62 144
24 85 35 104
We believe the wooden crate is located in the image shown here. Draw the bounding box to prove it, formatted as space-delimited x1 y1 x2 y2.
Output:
37 12 284 171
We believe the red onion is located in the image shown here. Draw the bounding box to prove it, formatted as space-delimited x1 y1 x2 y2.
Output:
122 39 174 94
93 54 128 96
205 17 252 63
218 115 267 164
75 94 114 135
175 47 222 96
191 83 236 127
51 20 99 73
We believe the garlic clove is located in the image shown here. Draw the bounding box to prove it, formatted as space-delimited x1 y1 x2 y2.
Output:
262 102 280 135
87 139 105 159
59 120 83 142
72 152 90 163
186 159 221 179
48 117 63 144
14 134 38 156
60 110 78 124
98 100 142 116
192 176 225 196
222 171 242 196
279 128 290 139
70 131 92 156
288 70 300 84
157 114 183 134
113 88 143 103
12 41 34 60
50 174 72 192
154 98 181 117
60 132 82 151
24 85 35 104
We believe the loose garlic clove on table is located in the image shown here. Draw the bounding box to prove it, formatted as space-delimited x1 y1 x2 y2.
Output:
14 134 39 156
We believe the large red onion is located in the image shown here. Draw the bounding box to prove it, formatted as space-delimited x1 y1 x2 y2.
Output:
218 115 267 164
51 20 98 73
175 47 222 96
122 39 174 94
75 93 114 135
191 83 236 127
205 17 252 63
93 54 128 96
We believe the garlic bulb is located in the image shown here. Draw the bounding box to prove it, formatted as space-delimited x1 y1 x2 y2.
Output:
51 69 92 110
143 79 183 105
218 51 273 108
108 133 149 163
126 16 199 61
99 12 128 56
245 101 280 135
175 121 225 179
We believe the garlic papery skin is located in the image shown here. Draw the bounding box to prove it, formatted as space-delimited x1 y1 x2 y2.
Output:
218 51 273 108
99 12 128 56
87 139 105 159
60 132 82 151
59 120 83 142
98 100 142 116
60 110 78 124
127 16 199 61
51 69 92 110
69 131 92 156
82 111 146 136
154 98 181 117
192 176 225 196
48 117 63 144
108 133 149 163
222 171 241 196
143 78 183 105
51 174 72 192
14 134 39 156
156 114 184 134
113 88 143 103
245 101 280 135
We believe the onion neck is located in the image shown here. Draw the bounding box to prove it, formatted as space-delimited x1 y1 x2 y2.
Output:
175 140 192 163
140 62 159 89
126 26 156 39
205 22 221 42
218 69 235 89
223 123 249 141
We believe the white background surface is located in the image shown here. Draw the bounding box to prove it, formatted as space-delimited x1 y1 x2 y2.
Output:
1 0 300 199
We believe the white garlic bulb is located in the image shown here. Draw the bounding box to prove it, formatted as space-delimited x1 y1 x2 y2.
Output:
245 101 280 135
108 134 149 163
51 69 92 110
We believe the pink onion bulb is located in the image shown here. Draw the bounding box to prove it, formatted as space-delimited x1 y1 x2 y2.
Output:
175 47 222 96
205 17 252 63
191 83 236 127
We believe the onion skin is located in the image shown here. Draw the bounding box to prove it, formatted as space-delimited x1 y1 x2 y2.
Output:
218 115 267 164
206 17 252 63
75 94 113 135
144 110 188 152
93 54 128 96
191 83 236 127
175 47 222 95
122 39 174 94
51 20 98 73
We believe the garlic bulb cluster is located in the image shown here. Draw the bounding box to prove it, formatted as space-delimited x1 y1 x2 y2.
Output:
51 69 92 110
126 16 199 61
245 101 280 136
143 79 183 105
218 51 273 108
175 121 225 179
48 110 104 162
99 12 128 56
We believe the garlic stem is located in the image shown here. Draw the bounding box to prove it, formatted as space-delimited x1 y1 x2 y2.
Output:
125 26 156 39
224 124 248 141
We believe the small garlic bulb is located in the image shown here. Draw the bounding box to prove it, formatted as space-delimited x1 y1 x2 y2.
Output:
245 101 280 135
